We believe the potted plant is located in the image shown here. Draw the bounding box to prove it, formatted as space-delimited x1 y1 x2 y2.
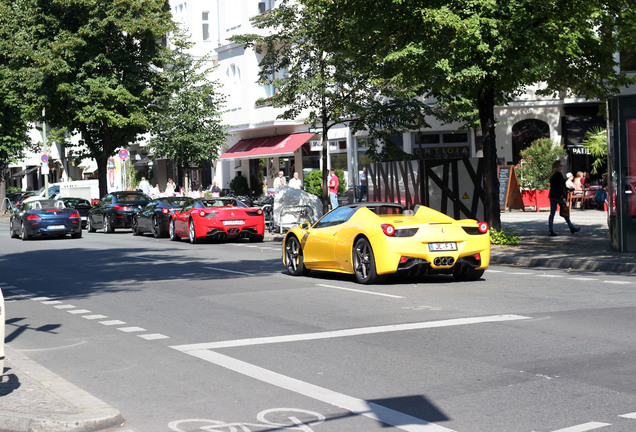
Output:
515 138 566 210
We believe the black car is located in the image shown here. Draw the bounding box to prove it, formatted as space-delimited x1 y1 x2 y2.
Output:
9 199 82 240
56 197 92 228
132 197 191 238
87 191 151 233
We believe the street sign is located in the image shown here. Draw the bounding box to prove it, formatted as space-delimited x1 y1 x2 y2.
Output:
41 154 48 163
118 149 129 160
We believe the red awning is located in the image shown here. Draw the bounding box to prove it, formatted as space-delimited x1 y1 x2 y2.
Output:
220 133 316 159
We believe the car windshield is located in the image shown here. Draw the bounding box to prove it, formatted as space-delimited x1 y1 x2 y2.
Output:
28 200 65 210
201 199 247 208
164 198 190 208
313 206 356 228
117 194 150 203
61 198 90 207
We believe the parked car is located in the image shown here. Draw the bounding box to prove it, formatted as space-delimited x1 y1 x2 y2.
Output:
87 191 151 233
169 197 265 244
55 197 92 228
282 202 490 284
132 197 191 238
9 199 82 240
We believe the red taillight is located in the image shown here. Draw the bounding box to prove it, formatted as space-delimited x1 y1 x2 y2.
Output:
478 221 489 233
113 205 129 211
69 212 80 218
474 253 481 261
399 256 409 264
257 209 263 215
199 210 206 217
381 224 395 236
27 214 41 220
162 208 169 214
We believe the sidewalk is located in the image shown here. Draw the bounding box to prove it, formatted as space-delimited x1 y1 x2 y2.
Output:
1 209 634 432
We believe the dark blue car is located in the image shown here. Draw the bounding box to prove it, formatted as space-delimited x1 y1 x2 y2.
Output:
132 197 191 238
9 199 82 240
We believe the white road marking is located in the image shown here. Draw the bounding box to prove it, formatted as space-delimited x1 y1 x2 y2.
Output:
619 412 636 419
82 314 108 320
100 320 126 326
31 296 52 301
485 269 503 273
568 277 599 281
68 309 91 314
604 280 632 285
118 326 147 333
551 422 611 432
135 256 161 262
183 349 457 432
172 315 531 352
537 274 564 278
3 286 18 290
316 283 405 299
41 300 63 305
203 266 253 276
55 305 76 309
508 272 533 275
138 333 170 340
0 282 7 285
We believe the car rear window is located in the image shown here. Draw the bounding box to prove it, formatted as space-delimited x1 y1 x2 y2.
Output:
118 194 150 203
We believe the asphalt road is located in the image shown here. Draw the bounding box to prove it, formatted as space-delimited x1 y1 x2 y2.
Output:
2 221 636 432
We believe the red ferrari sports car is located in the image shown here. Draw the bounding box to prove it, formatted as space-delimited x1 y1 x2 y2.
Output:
169 197 265 243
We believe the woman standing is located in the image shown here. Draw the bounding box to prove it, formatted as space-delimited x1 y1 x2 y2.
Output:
548 160 580 236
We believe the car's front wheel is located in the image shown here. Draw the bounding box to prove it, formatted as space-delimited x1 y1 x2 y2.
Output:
87 217 96 232
169 219 180 241
352 237 380 284
103 216 114 233
132 219 141 236
284 235 308 276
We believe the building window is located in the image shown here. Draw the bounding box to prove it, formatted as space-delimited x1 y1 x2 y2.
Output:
226 64 242 111
202 11 210 41
258 0 275 14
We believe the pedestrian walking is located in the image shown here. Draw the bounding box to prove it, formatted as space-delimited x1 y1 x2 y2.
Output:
548 160 580 236
329 168 339 209
358 168 367 202
138 177 150 195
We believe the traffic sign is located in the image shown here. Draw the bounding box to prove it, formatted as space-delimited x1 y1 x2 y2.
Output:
118 149 129 160
41 154 48 163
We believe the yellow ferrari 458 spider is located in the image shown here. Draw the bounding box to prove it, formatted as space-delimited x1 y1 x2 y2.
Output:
282 202 490 284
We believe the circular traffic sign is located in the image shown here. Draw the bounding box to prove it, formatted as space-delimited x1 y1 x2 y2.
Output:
118 149 129 160
41 154 48 163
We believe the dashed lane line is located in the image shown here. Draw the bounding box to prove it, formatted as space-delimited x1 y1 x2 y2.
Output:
316 283 405 299
551 422 611 432
203 266 253 276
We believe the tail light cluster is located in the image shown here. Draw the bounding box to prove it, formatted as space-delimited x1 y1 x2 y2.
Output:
381 224 396 236
113 205 130 211
478 221 489 233
27 214 41 220
69 212 80 219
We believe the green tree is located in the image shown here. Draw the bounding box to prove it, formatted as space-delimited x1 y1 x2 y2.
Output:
232 0 431 213
0 0 36 211
149 27 227 192
324 0 636 229
516 138 567 190
581 127 608 175
304 169 346 198
21 0 174 197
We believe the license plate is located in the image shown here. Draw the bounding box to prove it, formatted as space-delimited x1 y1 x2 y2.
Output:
223 220 244 226
48 225 65 230
429 242 457 251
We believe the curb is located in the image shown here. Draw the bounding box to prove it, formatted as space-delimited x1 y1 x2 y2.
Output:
0 346 123 432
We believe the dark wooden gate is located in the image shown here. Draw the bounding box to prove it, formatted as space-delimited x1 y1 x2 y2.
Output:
366 158 486 220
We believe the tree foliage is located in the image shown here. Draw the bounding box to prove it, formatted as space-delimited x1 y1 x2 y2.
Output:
149 27 227 175
231 0 431 212
0 0 37 211
321 0 636 228
20 0 174 197
515 138 567 190
582 127 608 175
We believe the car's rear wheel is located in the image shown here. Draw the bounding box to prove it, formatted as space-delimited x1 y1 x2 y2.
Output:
152 217 161 238
87 217 96 232
103 216 114 233
132 219 141 236
20 221 31 241
453 266 484 282
71 229 82 239
284 235 308 276
353 237 380 284
169 219 180 241
188 219 198 244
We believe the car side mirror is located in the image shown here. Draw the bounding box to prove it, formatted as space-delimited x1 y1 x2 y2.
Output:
300 221 311 231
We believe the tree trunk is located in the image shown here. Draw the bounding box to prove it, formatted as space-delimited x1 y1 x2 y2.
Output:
320 98 330 214
478 86 502 230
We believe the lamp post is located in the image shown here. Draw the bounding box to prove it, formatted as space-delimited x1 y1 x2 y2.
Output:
42 108 49 198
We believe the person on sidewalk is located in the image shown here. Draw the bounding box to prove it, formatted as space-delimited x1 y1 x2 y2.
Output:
329 168 339 209
548 160 580 236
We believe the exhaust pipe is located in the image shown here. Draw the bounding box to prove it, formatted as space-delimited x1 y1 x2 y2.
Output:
434 257 455 266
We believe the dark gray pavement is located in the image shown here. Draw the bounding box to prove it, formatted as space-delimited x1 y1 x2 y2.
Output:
1 208 634 432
